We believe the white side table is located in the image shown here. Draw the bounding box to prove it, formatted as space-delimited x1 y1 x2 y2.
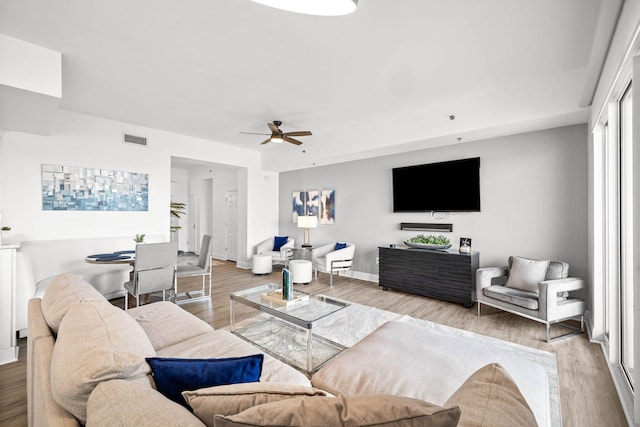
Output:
289 259 312 284
252 254 272 275
0 244 19 365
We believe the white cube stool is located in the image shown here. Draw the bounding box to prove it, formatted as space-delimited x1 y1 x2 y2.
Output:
289 259 312 284
252 254 272 275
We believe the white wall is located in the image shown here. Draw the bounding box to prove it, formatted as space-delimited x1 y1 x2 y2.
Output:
1 109 278 332
280 124 589 290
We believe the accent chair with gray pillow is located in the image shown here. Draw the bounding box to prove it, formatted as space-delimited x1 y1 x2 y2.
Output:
476 255 586 342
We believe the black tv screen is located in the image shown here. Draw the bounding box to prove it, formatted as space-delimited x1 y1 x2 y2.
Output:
392 157 481 212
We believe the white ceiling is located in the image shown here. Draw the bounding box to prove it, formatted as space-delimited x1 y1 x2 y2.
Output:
0 0 613 171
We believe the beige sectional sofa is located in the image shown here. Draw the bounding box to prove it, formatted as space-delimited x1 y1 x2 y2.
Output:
28 273 543 427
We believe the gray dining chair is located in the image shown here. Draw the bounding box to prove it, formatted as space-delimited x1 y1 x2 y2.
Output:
124 242 178 310
176 234 212 304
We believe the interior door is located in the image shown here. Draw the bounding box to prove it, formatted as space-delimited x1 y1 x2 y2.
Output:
225 191 238 261
189 195 198 253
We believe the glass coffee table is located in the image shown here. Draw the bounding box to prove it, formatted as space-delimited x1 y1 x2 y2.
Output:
230 283 349 374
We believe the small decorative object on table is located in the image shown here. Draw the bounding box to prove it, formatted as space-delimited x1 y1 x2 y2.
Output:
459 237 472 254
282 268 292 300
133 234 145 244
404 234 451 250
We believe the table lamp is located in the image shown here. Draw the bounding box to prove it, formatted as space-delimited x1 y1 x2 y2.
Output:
297 215 318 248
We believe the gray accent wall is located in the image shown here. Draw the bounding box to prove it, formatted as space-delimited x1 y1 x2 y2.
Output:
279 124 588 295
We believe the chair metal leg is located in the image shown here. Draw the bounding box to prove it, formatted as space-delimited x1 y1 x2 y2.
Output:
477 302 481 317
546 316 584 343
124 292 128 311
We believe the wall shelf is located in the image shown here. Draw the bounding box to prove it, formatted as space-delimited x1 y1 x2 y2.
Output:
400 222 453 232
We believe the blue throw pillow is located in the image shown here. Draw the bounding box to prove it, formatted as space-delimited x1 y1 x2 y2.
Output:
335 242 348 251
146 354 264 408
273 236 288 251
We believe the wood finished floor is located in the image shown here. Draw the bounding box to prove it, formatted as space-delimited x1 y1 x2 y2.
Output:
0 260 627 427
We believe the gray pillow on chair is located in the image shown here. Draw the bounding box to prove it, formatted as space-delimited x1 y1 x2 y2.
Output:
505 256 550 294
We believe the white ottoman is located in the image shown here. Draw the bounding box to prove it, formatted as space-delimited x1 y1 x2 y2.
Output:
252 254 272 275
289 259 312 284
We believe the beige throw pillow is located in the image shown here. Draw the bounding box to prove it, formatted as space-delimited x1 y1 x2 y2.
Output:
505 256 550 293
445 363 537 427
183 382 328 425
213 394 461 427
41 273 105 334
51 300 156 423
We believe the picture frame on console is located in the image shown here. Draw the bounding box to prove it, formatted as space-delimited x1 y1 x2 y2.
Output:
459 237 472 254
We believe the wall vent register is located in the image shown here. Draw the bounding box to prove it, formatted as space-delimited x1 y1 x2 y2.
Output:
123 133 148 147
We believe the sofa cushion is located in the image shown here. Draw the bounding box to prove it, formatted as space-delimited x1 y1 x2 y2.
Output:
213 395 461 427
506 256 550 293
311 320 549 426
146 355 264 408
483 285 539 310
50 300 156 423
86 379 205 427
127 301 213 351
157 329 312 386
183 382 328 424
445 363 537 427
41 273 106 334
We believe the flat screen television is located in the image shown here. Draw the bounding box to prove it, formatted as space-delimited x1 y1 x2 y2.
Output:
392 157 481 212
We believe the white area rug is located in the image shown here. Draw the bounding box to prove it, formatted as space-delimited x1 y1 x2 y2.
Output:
229 297 561 426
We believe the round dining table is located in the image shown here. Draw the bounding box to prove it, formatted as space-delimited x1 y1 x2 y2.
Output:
84 250 136 264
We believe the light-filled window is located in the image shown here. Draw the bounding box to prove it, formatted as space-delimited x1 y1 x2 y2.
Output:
618 82 635 389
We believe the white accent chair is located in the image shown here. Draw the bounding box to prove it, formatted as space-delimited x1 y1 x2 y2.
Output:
476 255 586 342
311 242 355 285
176 234 212 304
124 242 177 309
256 236 294 267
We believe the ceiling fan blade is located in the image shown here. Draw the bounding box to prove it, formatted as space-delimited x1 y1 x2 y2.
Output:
260 138 271 145
240 131 270 135
268 122 280 133
283 131 312 137
284 136 303 145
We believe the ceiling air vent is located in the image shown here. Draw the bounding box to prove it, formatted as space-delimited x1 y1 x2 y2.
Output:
123 133 148 147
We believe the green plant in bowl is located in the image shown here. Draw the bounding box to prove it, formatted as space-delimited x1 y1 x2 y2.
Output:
404 234 451 249
407 234 450 245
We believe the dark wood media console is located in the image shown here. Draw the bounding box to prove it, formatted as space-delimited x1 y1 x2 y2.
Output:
378 246 479 308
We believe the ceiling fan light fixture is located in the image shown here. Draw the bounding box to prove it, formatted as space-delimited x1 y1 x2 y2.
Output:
270 136 284 143
252 0 358 16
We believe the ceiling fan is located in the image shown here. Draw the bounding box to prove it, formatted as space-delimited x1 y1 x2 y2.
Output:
241 121 312 145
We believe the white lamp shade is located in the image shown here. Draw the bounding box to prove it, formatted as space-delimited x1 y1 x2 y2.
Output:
252 0 358 16
297 215 318 228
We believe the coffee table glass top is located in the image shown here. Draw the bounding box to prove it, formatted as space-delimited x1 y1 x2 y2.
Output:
230 283 348 329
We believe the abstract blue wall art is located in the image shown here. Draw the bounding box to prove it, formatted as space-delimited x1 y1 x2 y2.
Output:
320 189 335 224
306 190 320 218
292 191 306 223
41 164 149 211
